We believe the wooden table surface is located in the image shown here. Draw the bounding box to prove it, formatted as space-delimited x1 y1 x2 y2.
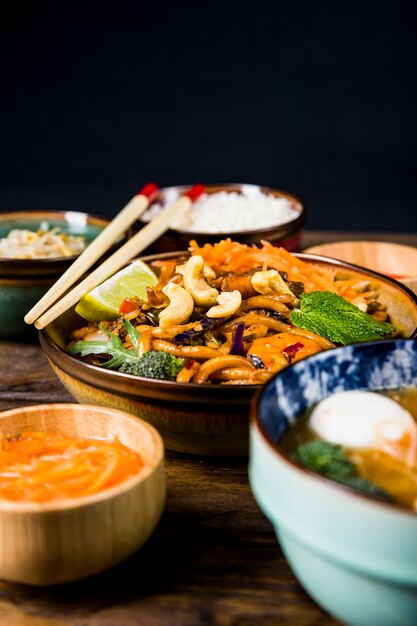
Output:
0 231 416 626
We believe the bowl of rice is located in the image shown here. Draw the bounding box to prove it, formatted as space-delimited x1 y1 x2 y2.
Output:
0 210 118 340
138 183 305 253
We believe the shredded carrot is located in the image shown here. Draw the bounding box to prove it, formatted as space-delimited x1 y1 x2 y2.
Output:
357 291 376 299
188 238 369 302
335 278 366 288
189 238 338 293
0 432 143 503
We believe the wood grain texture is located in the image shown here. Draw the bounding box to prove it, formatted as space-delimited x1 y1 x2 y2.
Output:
4 231 408 624
0 348 341 625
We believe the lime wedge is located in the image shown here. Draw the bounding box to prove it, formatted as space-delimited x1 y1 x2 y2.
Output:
75 260 158 322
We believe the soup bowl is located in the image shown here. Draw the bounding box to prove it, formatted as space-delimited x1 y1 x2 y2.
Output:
136 183 305 253
0 210 120 340
0 403 165 586
249 338 417 626
39 250 417 457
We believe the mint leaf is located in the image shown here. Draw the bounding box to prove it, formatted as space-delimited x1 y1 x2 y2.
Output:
67 319 140 370
290 291 396 345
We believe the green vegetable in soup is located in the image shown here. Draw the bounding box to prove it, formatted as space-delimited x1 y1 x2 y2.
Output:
289 291 396 345
294 440 392 502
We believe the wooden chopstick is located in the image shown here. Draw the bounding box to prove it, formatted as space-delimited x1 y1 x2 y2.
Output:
34 184 205 330
25 183 159 325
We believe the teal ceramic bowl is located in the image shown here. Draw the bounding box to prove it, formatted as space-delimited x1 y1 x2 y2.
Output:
249 339 417 626
0 211 115 340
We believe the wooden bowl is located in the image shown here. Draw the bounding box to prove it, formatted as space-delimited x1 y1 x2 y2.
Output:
39 252 417 458
303 241 417 295
0 403 165 586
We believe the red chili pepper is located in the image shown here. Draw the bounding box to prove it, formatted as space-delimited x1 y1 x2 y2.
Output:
185 359 196 370
282 342 304 355
119 298 137 314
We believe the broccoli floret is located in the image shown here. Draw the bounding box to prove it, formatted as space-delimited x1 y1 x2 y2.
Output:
294 440 392 502
343 476 392 501
119 350 185 381
294 440 355 481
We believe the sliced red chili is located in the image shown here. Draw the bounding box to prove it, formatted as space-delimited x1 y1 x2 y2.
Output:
119 298 138 314
282 342 304 355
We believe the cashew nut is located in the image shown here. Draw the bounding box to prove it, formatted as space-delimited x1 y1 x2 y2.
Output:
183 255 219 307
206 290 242 318
158 283 194 328
176 261 216 280
251 269 294 297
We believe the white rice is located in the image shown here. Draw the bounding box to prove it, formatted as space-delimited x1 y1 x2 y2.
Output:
141 186 299 234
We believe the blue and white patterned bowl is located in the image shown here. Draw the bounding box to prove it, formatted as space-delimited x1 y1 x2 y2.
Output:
249 339 417 626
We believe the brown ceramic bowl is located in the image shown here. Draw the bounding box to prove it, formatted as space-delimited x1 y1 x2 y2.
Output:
0 403 165 586
0 210 121 340
136 183 305 254
39 251 417 457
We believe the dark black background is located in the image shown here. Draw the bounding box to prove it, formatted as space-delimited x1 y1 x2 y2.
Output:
1 0 416 231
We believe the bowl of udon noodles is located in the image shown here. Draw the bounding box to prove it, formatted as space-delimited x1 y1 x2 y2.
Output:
136 183 305 253
0 210 119 340
39 238 417 456
250 338 417 626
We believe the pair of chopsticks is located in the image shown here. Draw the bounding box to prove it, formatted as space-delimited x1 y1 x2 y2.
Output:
26 183 205 330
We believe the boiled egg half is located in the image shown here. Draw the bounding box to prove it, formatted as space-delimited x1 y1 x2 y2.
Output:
309 390 415 450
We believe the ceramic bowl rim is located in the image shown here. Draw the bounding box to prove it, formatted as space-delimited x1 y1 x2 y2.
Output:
140 250 417 340
39 330 256 402
251 338 417 520
0 210 113 270
0 403 164 514
139 182 305 237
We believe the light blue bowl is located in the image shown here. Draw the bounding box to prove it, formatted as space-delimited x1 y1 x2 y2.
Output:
249 339 417 626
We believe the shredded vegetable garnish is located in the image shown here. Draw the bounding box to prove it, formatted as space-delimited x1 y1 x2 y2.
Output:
0 431 143 502
0 228 87 259
189 239 373 303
